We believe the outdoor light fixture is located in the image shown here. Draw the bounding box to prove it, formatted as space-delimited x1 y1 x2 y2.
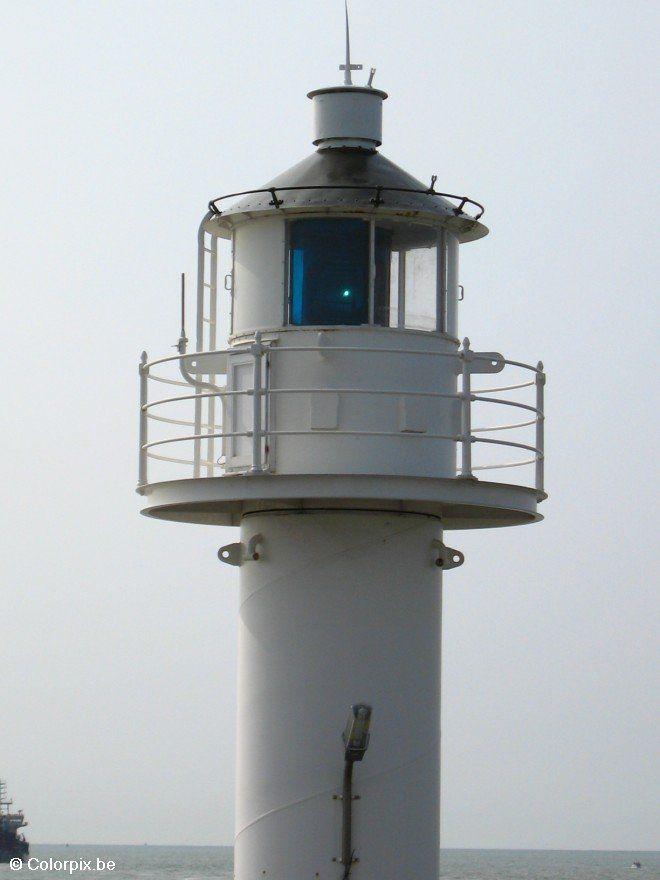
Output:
339 704 372 877
342 703 372 762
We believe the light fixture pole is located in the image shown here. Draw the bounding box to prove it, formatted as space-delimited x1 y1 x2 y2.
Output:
340 704 372 877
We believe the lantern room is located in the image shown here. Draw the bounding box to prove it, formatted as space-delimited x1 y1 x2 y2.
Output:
136 77 546 530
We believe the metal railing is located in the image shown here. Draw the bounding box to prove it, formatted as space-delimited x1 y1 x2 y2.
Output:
208 180 485 221
138 335 545 493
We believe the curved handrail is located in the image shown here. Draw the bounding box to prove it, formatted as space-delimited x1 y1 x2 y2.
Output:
143 431 251 450
147 412 222 430
142 389 250 411
266 429 458 441
143 345 462 375
267 345 461 360
472 395 542 416
142 429 460 451
179 355 223 394
145 345 542 377
472 380 535 394
472 419 536 433
472 457 538 472
147 374 192 389
267 387 460 400
138 339 546 493
496 357 543 373
144 349 234 371
208 183 485 221
147 451 214 467
473 437 541 455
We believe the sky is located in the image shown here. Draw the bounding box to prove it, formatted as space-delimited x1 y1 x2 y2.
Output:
1 0 658 851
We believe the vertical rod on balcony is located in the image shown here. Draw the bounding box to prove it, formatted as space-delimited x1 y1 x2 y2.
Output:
535 361 545 493
138 351 148 486
251 331 263 473
460 337 473 478
263 349 271 471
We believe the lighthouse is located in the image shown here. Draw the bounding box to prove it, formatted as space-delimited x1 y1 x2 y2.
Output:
137 17 546 880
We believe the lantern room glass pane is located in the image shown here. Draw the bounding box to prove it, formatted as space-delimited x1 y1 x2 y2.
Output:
374 226 394 326
289 219 369 325
404 244 437 331
374 220 440 331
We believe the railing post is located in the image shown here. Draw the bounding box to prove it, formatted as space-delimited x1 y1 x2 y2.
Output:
251 331 264 473
460 337 473 478
535 361 545 493
138 351 148 486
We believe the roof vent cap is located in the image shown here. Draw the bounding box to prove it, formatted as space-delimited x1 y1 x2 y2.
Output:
307 85 388 150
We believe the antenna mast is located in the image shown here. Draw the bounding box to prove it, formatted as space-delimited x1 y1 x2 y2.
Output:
340 1 362 85
0 780 10 814
177 273 187 354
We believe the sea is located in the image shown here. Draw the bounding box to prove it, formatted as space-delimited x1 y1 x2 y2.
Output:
1 847 657 880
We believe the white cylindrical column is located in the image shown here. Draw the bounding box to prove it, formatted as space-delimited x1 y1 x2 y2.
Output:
235 510 442 879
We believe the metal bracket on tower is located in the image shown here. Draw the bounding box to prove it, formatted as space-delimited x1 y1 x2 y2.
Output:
370 186 384 207
432 539 464 569
218 534 264 567
268 188 283 208
463 351 505 374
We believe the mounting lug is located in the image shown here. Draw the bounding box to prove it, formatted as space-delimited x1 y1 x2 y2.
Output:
432 539 465 569
218 534 263 566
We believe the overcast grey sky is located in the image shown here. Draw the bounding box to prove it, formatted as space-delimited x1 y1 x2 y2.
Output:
2 0 658 851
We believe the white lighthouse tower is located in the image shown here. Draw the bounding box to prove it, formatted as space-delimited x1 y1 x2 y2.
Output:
137 17 546 879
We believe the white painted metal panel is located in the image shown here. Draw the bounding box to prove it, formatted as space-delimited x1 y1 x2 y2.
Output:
235 511 441 880
226 358 253 468
225 353 268 471
233 218 285 335
310 392 339 430
398 395 428 433
265 327 460 479
446 232 460 338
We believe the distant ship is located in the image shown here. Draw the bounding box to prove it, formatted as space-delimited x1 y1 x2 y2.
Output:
0 780 29 863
